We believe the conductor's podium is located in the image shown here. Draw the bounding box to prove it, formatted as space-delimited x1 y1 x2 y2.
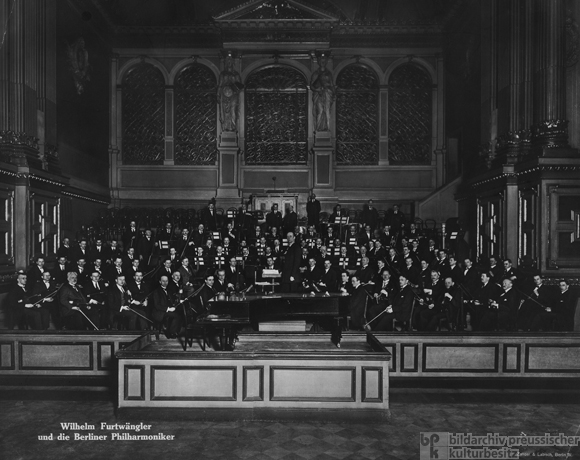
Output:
116 332 391 420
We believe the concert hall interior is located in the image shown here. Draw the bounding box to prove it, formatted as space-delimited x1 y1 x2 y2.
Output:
1 0 580 458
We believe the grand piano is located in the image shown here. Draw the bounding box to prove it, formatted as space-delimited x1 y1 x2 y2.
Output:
196 292 350 349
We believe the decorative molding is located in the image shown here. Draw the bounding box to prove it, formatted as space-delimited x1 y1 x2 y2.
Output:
62 191 110 205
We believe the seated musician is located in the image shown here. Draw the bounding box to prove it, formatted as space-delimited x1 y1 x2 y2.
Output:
360 225 373 247
31 270 58 330
421 276 461 331
414 270 444 331
368 239 386 264
213 245 227 271
354 256 375 287
60 272 98 330
222 221 237 247
386 247 401 272
151 275 182 338
338 271 353 295
192 223 206 247
239 246 256 267
302 257 322 293
222 236 236 258
329 238 342 257
6 272 36 329
318 259 339 293
84 271 107 329
175 228 193 260
108 274 147 331
299 247 310 274
373 269 397 302
157 258 174 283
335 245 353 271
323 226 336 246
491 278 519 332
316 245 330 267
195 273 217 316
126 270 150 328
169 271 183 297
329 204 344 224
203 238 216 258
271 238 283 260
367 275 415 332
472 272 502 331
214 269 229 295
192 247 207 277
167 247 180 270
177 258 195 295
373 259 389 284
267 226 280 246
345 225 360 248
401 257 420 287
348 275 369 330
542 279 576 331
225 256 246 292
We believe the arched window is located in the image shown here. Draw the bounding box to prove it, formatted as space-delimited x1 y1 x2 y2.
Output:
336 64 379 165
174 64 218 165
122 63 165 165
245 65 308 164
388 63 432 165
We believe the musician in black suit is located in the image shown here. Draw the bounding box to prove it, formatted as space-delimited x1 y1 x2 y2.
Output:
126 270 150 321
159 222 175 245
361 200 379 231
201 202 218 231
282 205 298 235
6 272 35 329
214 269 229 294
122 221 140 250
89 238 106 263
548 279 577 331
59 272 96 330
302 257 322 293
329 204 345 225
30 271 59 330
27 256 46 288
472 272 502 331
109 274 146 331
194 273 216 316
72 258 90 287
56 237 73 262
82 271 107 328
371 275 416 331
265 204 283 232
488 256 503 284
318 259 339 292
54 256 70 285
71 240 90 266
491 278 520 331
348 275 370 330
137 229 156 264
151 275 182 338
520 274 554 331
355 257 375 287
225 256 246 292
281 231 301 293
306 193 321 229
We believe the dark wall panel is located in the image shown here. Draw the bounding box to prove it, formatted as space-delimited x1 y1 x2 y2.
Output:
243 171 309 189
121 169 217 188
335 170 432 189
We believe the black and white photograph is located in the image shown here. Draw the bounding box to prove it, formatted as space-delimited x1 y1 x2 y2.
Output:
1 0 580 459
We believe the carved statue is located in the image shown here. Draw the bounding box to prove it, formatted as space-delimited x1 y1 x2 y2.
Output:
218 55 243 132
67 38 90 95
311 54 336 132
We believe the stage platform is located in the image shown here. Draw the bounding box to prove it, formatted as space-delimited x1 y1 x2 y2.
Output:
115 332 391 420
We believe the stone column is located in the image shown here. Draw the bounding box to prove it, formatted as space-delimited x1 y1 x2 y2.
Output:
164 87 174 165
378 85 389 165
109 54 121 207
311 52 334 196
503 165 518 264
216 53 241 203
532 0 569 151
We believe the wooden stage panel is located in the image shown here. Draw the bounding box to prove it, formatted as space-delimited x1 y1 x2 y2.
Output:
116 333 391 415
423 344 499 373
269 366 355 402
20 342 93 370
0 342 14 370
151 366 237 401
525 344 580 373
